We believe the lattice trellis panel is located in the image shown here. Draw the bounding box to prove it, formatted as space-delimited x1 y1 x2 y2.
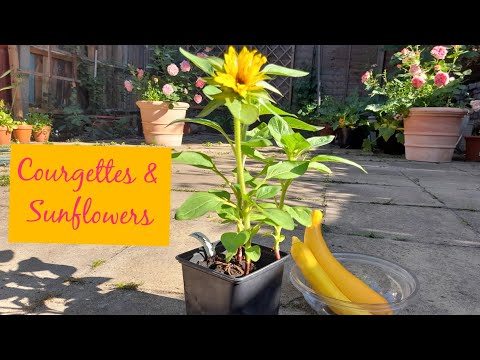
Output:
185 45 296 106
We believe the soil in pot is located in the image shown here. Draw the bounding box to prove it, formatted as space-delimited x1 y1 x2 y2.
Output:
0 127 12 145
176 243 289 315
33 126 52 142
13 125 33 143
464 136 480 161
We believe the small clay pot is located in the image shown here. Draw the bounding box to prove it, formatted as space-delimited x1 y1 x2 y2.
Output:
33 126 52 142
13 124 33 143
0 126 12 145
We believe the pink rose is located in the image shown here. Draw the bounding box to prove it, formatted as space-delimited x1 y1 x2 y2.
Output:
411 75 426 89
167 64 179 76
162 84 174 96
434 71 450 87
197 52 207 58
431 46 448 60
396 64 402 69
180 60 191 72
195 77 206 89
194 94 203 104
204 47 213 53
471 100 480 112
137 68 144 80
124 80 133 92
361 71 370 84
400 48 410 55
434 64 441 71
409 64 422 75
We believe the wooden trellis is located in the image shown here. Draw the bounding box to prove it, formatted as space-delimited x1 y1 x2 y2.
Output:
185 45 296 106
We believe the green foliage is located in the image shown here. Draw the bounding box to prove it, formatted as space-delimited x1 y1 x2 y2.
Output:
0 100 15 131
25 110 53 131
173 47 367 270
0 175 9 186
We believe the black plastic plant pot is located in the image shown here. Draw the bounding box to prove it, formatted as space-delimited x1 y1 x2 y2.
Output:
176 243 289 315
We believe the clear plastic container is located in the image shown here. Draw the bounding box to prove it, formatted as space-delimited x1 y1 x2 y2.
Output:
289 252 419 315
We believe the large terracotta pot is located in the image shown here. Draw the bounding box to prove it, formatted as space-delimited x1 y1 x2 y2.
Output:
404 107 467 162
136 101 189 146
464 136 480 162
0 126 12 145
33 126 52 142
13 124 33 143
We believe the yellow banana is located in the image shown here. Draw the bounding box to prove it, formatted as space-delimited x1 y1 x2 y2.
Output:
305 210 392 315
291 236 371 315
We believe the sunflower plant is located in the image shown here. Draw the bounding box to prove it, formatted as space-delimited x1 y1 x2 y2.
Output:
172 46 365 275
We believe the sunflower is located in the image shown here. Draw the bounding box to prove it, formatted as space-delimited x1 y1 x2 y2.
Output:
214 46 267 98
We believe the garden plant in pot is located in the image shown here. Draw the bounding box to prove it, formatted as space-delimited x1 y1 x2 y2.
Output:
172 46 366 315
26 110 53 142
363 45 476 162
297 100 335 137
0 100 15 145
125 46 206 146
12 120 32 143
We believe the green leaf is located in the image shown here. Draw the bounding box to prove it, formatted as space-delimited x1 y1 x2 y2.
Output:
283 117 322 131
209 189 230 201
169 118 232 145
246 122 271 139
221 231 249 253
280 133 311 157
242 138 273 148
261 208 295 230
241 145 267 161
306 136 335 148
179 47 214 76
175 192 226 220
245 245 261 262
378 126 396 142
0 69 12 79
308 162 332 173
256 185 282 199
0 85 14 92
310 155 367 173
198 99 225 117
172 151 215 169
206 56 224 70
284 205 312 227
262 64 309 77
259 101 297 118
217 205 239 222
256 81 283 96
266 161 309 179
203 85 222 96
366 104 383 112
268 116 293 144
225 251 236 263
225 98 259 125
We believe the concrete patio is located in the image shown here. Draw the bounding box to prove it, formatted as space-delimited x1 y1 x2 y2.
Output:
1 134 479 315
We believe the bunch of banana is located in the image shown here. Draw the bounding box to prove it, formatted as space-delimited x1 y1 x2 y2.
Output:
291 209 392 315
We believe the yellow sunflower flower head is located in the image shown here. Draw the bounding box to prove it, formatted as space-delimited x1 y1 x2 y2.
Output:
214 46 268 98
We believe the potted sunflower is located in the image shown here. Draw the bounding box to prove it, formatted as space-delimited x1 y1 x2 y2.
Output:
172 46 366 315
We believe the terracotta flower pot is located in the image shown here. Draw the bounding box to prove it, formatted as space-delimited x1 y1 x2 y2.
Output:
404 107 467 162
136 101 189 146
0 126 12 145
33 126 52 142
319 124 335 137
13 124 33 143
464 136 480 162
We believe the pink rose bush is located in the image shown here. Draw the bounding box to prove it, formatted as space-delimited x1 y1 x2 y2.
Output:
124 46 205 104
362 45 474 142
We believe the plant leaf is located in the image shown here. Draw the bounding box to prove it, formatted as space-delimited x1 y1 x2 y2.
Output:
283 117 322 131
284 205 312 227
225 98 259 125
220 231 249 253
175 192 225 220
198 99 225 117
280 133 311 157
179 47 214 76
259 101 297 118
262 64 309 77
172 151 215 169
307 136 335 149
266 161 309 179
256 185 282 199
203 85 222 96
268 116 293 144
261 208 295 230
256 81 283 96
245 245 261 262
308 162 332 173
169 118 233 145
310 155 367 173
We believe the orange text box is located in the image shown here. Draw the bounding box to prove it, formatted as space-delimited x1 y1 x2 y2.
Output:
9 144 171 246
